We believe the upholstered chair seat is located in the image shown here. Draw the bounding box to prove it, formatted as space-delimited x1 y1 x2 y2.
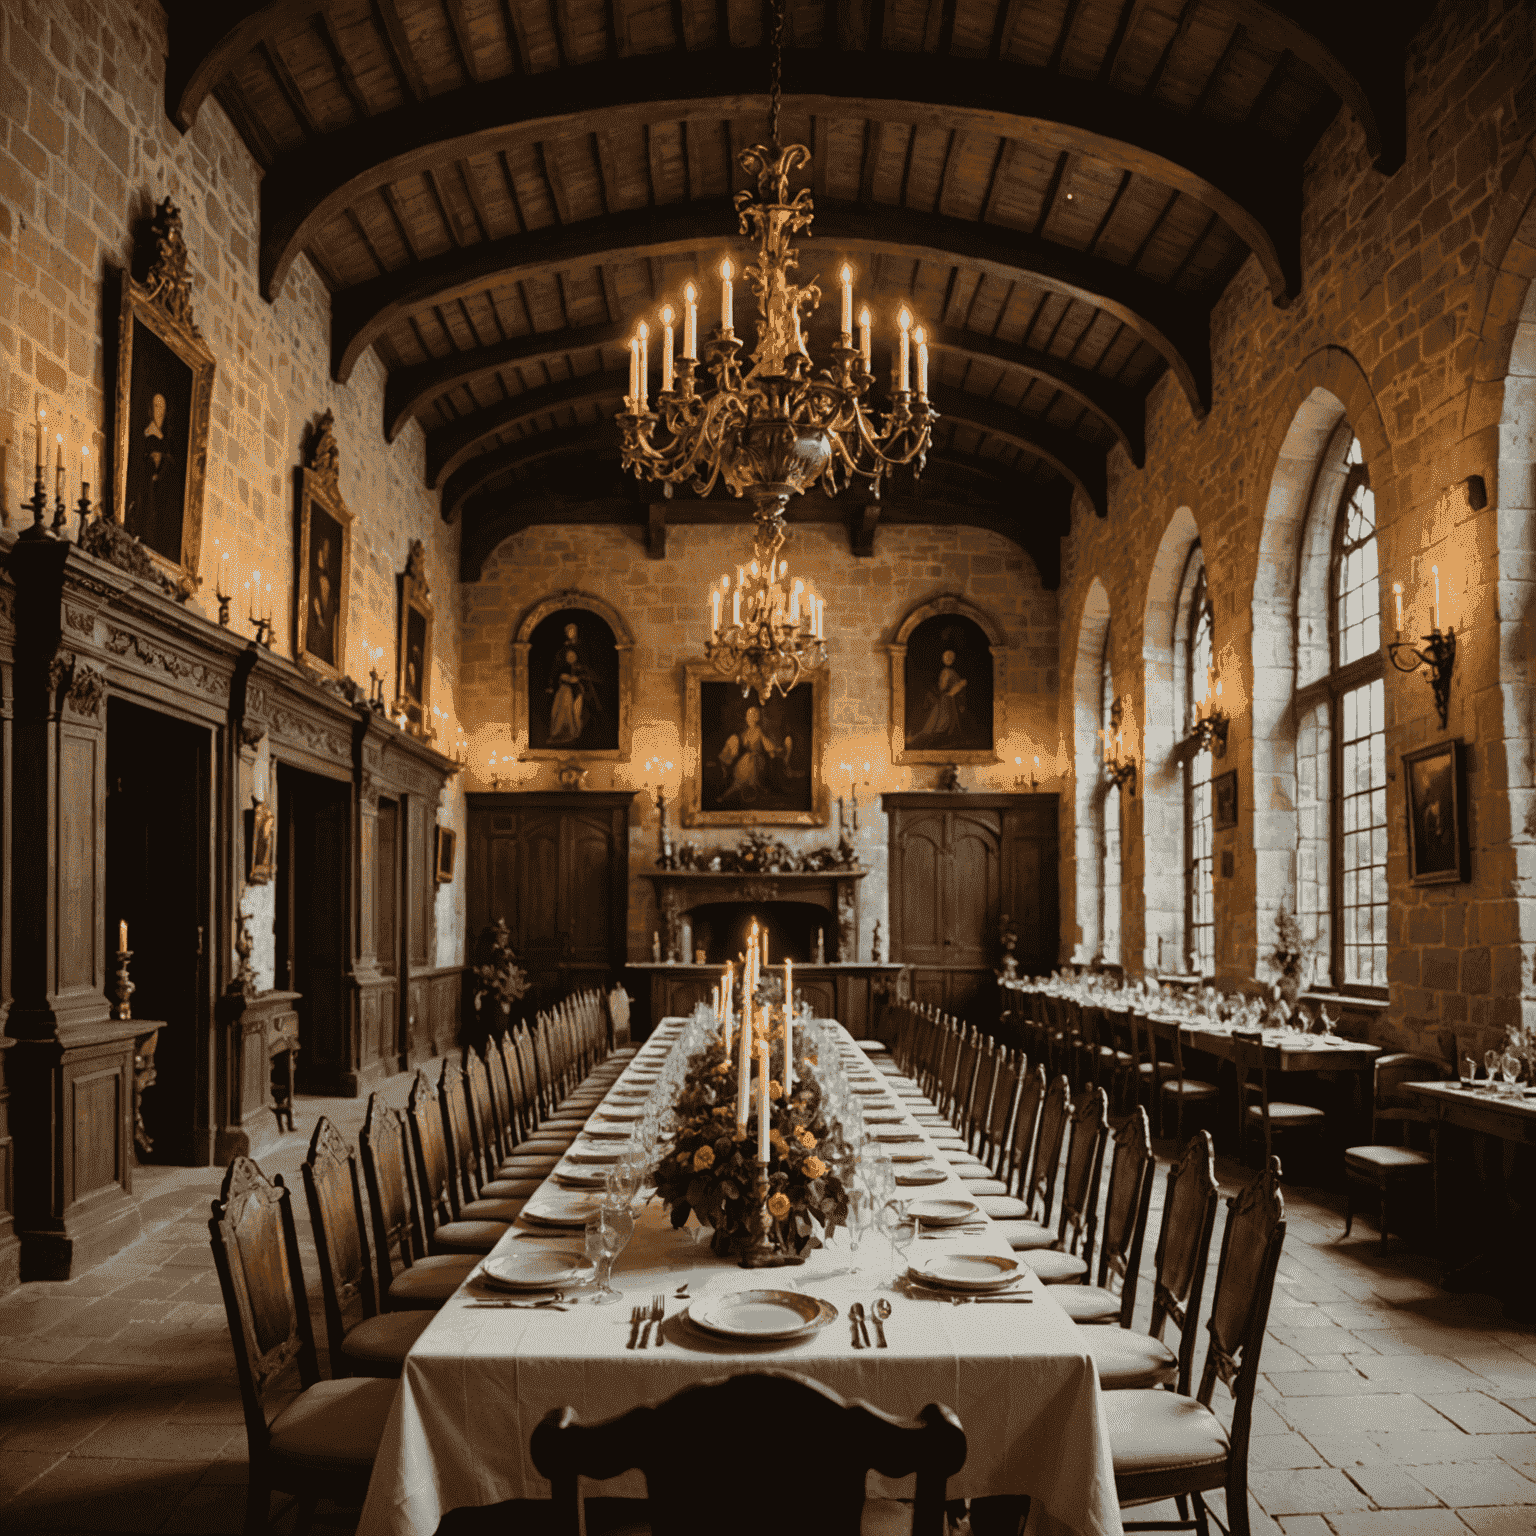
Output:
339 1309 435 1377
1086 1329 1179 1389
386 1254 479 1309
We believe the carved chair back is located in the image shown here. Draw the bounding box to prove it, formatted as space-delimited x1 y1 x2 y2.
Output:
609 985 631 1048
533 1015 559 1111
478 1040 513 1161
999 1059 1040 1195
360 1094 427 1301
515 1026 545 1122
496 1030 532 1141
1049 1087 1110 1265
530 1371 967 1536
439 1061 485 1206
462 1049 501 1174
407 1068 462 1232
981 1050 1021 1182
1147 1130 1221 1395
1022 1072 1070 1218
1371 1052 1449 1144
301 1116 381 1366
963 1041 998 1154
1089 1107 1155 1324
208 1156 319 1467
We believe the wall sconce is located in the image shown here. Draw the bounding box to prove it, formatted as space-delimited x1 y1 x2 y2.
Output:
1013 753 1041 792
450 727 468 773
643 757 676 867
1101 697 1138 798
1389 569 1455 729
1190 662 1229 758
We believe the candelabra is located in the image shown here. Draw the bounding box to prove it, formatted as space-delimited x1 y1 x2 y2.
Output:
245 570 273 647
1013 755 1041 792
739 1158 805 1269
1102 697 1138 799
113 946 135 1021
1389 625 1456 729
214 564 232 627
1188 711 1229 758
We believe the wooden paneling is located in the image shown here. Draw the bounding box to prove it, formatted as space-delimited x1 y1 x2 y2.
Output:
58 732 99 993
72 1065 122 1196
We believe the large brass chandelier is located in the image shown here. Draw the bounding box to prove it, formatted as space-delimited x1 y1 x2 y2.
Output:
615 0 936 700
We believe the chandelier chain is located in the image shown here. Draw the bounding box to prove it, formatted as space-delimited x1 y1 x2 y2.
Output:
768 0 785 147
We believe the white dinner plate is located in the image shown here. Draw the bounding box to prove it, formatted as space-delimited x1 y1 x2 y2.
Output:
887 1149 929 1163
596 1106 643 1121
865 1113 904 1124
908 1252 1022 1291
688 1289 823 1341
907 1199 981 1226
895 1166 949 1186
520 1193 601 1228
481 1249 588 1291
852 1085 886 1095
582 1127 633 1140
553 1170 607 1189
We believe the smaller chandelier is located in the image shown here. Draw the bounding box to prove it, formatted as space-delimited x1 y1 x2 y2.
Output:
705 511 826 704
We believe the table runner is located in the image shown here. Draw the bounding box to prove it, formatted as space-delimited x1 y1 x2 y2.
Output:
359 1020 1122 1536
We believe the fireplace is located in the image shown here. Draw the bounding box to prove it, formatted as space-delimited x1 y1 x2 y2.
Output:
646 868 868 965
684 901 832 964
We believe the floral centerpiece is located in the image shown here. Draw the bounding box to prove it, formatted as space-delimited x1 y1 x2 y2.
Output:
471 918 529 1026
652 1025 849 1263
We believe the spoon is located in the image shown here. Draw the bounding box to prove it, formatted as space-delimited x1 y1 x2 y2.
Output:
872 1297 891 1348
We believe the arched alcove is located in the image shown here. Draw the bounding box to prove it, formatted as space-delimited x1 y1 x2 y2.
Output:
1070 580 1113 963
1140 506 1202 974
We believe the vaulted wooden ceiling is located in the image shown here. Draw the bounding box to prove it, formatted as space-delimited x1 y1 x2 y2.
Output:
166 0 1426 586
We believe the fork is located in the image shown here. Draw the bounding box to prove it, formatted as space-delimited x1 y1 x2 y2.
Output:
643 1292 665 1347
626 1304 645 1348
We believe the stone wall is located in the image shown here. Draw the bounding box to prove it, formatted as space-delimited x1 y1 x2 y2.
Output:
458 521 1059 957
0 0 466 970
1056 0 1536 1060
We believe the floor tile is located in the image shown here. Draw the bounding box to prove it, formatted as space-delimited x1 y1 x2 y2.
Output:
1345 1465 1442 1508
1456 1509 1536 1534
1324 1511 1473 1536
1411 1461 1536 1508
1251 1467 1371 1515
1423 1394 1536 1435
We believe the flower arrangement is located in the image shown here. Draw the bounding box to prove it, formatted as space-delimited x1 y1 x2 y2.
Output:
471 918 530 1022
1267 903 1316 1004
651 1029 848 1262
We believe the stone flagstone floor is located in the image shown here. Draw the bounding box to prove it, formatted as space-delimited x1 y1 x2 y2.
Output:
0 1058 1534 1535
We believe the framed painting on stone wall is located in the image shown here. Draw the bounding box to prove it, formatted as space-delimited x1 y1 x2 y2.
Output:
1403 739 1468 886
682 660 829 828
294 411 354 683
111 199 215 592
1213 770 1238 831
888 595 1003 765
434 826 457 885
396 539 434 736
512 592 633 762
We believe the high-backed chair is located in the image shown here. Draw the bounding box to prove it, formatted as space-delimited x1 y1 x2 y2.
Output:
531 1372 968 1536
1343 1052 1448 1250
1149 1014 1220 1141
607 985 637 1059
982 1071 1067 1232
439 1061 531 1215
1053 1107 1155 1323
300 1119 433 1377
407 1069 514 1256
208 1157 397 1536
1232 1036 1326 1171
1017 1087 1111 1282
358 1095 478 1310
1105 1158 1288 1536
1084 1131 1220 1393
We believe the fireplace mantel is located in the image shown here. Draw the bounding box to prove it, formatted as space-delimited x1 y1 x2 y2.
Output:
646 867 868 961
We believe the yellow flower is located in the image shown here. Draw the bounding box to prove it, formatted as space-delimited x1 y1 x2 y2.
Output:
768 1079 784 1101
797 1130 817 1150
767 1192 791 1219
769 1128 787 1149
803 1156 827 1179
677 1151 691 1164
693 1145 716 1170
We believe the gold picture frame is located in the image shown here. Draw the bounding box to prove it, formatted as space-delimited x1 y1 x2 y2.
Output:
434 826 457 884
294 411 354 681
246 799 276 885
682 660 829 828
397 539 434 736
112 199 216 590
886 594 1004 765
512 590 633 761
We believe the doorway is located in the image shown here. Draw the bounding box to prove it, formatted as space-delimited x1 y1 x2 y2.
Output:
105 700 210 1165
275 765 351 1094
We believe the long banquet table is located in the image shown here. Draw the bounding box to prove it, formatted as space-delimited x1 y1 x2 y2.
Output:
359 1020 1123 1536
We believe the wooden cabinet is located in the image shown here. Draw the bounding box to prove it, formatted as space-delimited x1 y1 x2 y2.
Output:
884 793 1059 1022
467 793 634 1012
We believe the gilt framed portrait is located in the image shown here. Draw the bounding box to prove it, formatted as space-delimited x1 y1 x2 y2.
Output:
1213 769 1239 831
1403 739 1469 885
397 540 434 734
512 592 633 761
294 412 354 682
112 200 215 587
246 800 275 885
682 660 828 827
888 596 1003 764
434 826 457 884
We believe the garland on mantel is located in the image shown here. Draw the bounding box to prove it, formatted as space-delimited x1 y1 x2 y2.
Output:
662 828 858 874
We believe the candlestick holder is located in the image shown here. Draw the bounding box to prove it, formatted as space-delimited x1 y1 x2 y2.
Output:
1388 626 1456 729
1013 770 1040 793
18 470 52 542
113 948 135 1021
739 1157 804 1269
51 483 70 536
1189 710 1230 759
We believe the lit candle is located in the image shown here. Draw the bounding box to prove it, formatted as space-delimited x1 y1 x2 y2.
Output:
660 305 675 392
757 1041 770 1162
913 325 928 399
761 927 769 969
54 433 64 499
628 337 638 402
720 258 734 331
839 263 854 342
636 322 649 411
1431 565 1441 631
783 959 793 1095
897 307 912 392
815 597 824 641
738 941 755 1131
81 444 90 501
683 280 698 360
711 587 721 637
732 582 741 628
790 578 802 624
1393 581 1404 638
858 305 871 370
119 919 128 952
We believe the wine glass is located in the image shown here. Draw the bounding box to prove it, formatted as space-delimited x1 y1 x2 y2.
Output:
845 1186 874 1277
1501 1051 1521 1092
575 1201 633 1305
881 1201 919 1290
1460 1055 1478 1089
606 1152 642 1207
1485 1048 1501 1093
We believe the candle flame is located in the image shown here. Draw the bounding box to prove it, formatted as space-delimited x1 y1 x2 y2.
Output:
897 306 912 331
637 320 649 339
661 304 674 324
858 304 871 326
684 280 698 302
912 325 926 345
839 263 853 284
720 257 733 281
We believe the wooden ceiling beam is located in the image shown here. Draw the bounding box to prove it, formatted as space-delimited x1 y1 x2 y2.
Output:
331 196 1211 414
257 49 1306 304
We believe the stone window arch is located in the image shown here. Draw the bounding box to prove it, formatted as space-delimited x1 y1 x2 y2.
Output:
1070 579 1112 963
1178 546 1215 977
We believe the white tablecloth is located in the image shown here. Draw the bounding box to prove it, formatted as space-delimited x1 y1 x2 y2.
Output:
359 1022 1122 1536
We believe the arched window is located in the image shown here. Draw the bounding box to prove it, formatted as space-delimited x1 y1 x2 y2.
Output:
1099 632 1121 966
1183 554 1215 977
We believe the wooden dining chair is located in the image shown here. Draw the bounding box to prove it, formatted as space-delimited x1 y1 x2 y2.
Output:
1343 1052 1448 1251
1104 1157 1288 1536
1231 1036 1326 1171
531 1372 968 1536
208 1157 398 1536
300 1118 433 1377
497 1031 575 1161
1016 1087 1111 1282
440 1061 533 1215
1053 1107 1156 1323
978 1069 1064 1229
358 1095 479 1310
1151 1015 1220 1142
407 1069 514 1256
483 1037 563 1179
607 984 638 1059
1085 1131 1221 1393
